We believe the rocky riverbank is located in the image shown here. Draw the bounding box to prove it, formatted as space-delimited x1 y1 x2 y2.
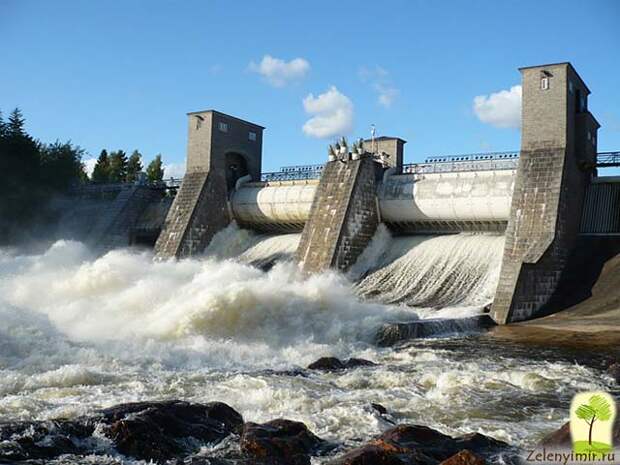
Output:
0 398 516 464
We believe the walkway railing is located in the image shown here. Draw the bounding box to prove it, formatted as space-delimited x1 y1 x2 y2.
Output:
403 152 520 175
261 164 325 182
596 151 620 168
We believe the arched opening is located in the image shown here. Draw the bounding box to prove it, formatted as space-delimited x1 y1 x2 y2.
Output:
225 152 249 193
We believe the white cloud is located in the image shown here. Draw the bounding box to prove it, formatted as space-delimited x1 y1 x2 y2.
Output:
302 86 354 139
163 162 186 179
375 83 399 108
83 157 97 177
249 55 310 87
359 65 399 108
473 85 522 129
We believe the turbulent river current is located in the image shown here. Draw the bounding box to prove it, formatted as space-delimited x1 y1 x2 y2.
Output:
0 225 615 463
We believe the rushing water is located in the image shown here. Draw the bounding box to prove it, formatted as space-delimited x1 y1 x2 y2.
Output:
0 232 616 464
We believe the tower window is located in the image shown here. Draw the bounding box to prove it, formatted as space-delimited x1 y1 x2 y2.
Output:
248 131 257 141
569 81 574 94
218 122 228 133
540 76 549 90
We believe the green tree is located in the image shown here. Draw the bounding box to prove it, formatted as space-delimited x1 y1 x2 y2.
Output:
146 154 164 182
7 108 26 137
0 107 41 242
39 141 87 191
126 150 143 182
108 150 128 182
91 149 110 183
0 110 6 138
576 394 613 446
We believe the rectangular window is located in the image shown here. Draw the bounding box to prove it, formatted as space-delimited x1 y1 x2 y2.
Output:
540 77 549 90
569 81 574 94
248 131 257 141
218 122 228 133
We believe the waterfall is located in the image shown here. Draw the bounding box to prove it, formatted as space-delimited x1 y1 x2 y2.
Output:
355 233 505 308
204 222 300 268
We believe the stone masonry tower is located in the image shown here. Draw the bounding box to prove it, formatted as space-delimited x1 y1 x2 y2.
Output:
492 63 600 324
154 110 264 259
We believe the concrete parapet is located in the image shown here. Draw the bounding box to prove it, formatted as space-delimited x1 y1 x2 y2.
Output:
296 156 381 273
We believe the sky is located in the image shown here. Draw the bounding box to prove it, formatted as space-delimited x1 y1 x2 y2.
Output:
1 0 619 177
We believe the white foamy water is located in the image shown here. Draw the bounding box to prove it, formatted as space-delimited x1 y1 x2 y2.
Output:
204 222 300 268
0 239 611 464
356 232 505 309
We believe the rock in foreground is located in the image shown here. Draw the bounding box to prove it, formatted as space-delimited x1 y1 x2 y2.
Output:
241 419 327 465
102 400 244 462
327 424 508 465
0 400 244 464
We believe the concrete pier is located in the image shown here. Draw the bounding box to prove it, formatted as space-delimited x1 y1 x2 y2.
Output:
154 110 264 259
296 156 381 273
491 63 600 324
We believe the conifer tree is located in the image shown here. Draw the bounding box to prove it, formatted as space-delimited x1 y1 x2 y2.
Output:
108 150 128 182
146 154 164 182
7 108 26 137
126 150 143 182
91 149 110 183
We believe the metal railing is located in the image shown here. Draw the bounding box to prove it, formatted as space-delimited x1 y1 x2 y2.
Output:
596 151 620 168
424 151 520 164
261 164 325 182
403 154 520 175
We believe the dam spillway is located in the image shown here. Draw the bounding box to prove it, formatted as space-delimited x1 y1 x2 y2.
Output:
57 62 620 327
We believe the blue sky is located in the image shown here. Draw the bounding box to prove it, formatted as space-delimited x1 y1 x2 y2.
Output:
2 0 619 176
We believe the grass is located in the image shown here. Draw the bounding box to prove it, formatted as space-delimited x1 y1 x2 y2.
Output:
573 441 613 457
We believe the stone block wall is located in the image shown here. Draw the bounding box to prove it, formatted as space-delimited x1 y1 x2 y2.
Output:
296 156 380 273
491 63 598 324
154 171 229 258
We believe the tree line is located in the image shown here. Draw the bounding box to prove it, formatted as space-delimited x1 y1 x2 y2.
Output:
0 107 169 244
90 149 164 184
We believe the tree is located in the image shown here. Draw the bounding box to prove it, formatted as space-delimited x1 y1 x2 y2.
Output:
108 150 128 182
146 154 164 182
126 150 143 182
39 141 87 191
0 110 6 138
0 107 41 242
576 394 612 446
7 108 26 137
91 149 110 183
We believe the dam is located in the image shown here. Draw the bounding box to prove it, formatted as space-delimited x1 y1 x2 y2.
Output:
60 62 620 325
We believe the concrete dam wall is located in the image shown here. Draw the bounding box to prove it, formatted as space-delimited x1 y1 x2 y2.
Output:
56 62 620 327
230 169 516 233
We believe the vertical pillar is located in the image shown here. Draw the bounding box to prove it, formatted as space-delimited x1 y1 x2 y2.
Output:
492 63 599 324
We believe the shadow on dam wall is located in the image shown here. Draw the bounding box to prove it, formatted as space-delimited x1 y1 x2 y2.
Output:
533 236 620 323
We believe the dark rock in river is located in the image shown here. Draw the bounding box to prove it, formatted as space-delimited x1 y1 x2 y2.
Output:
101 400 244 463
240 419 326 465
0 418 95 461
375 315 496 347
439 449 486 465
606 362 620 383
307 357 377 371
327 424 508 465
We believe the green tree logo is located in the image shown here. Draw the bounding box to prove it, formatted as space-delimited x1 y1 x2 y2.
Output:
571 393 615 456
